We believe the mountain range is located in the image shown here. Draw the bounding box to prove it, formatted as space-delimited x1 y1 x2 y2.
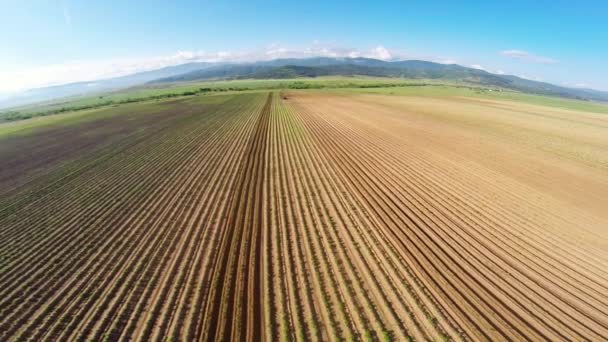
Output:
0 62 213 109
1 57 607 109
152 58 608 102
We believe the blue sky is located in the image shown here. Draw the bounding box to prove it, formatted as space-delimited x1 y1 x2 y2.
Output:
1 0 607 92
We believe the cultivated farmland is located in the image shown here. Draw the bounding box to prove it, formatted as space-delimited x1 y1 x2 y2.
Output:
0 88 607 341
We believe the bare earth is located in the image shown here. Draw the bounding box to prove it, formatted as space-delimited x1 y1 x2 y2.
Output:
0 91 606 341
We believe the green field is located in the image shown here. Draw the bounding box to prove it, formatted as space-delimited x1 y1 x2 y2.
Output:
1 77 607 125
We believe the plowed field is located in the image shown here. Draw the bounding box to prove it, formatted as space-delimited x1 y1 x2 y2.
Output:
0 91 607 341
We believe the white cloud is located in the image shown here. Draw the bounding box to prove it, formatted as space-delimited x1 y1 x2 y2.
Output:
0 50 252 92
261 43 393 60
496 70 505 75
368 46 392 60
470 64 485 70
499 50 557 64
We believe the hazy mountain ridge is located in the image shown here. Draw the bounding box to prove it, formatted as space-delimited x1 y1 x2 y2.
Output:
0 62 213 110
152 58 608 102
2 57 607 109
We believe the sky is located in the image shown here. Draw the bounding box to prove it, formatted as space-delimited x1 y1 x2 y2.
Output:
1 0 607 93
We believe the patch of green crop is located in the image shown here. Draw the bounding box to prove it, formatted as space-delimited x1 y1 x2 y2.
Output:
2 76 606 128
333 84 608 113
0 92 240 138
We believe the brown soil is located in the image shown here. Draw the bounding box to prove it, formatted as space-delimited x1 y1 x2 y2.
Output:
0 91 606 341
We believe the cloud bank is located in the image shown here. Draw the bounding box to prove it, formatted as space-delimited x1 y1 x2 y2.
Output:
1 43 560 93
0 43 424 92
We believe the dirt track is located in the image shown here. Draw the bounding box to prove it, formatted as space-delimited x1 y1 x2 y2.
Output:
0 91 606 341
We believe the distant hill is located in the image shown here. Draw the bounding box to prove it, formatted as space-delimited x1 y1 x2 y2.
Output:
152 58 608 102
0 62 213 110
2 57 608 110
